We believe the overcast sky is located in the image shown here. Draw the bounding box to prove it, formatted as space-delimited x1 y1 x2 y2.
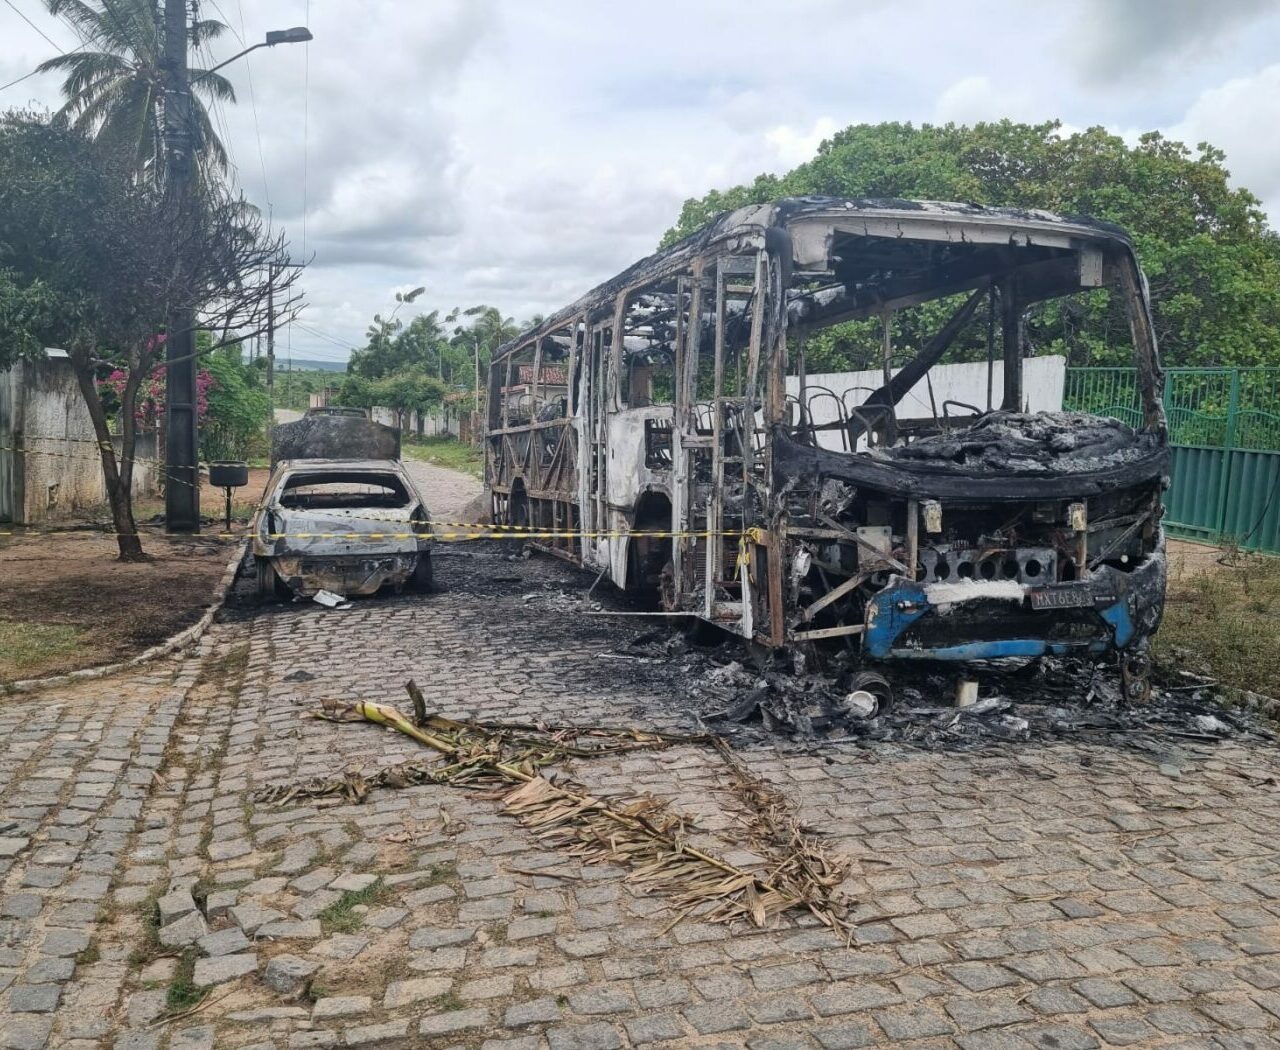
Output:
3 0 1279 364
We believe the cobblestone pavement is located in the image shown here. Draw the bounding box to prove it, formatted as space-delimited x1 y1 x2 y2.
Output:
0 661 195 1049
400 458 484 524
4 467 1280 1049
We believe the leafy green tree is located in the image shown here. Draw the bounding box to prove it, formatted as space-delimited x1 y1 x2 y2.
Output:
200 343 271 461
445 304 519 402
337 372 374 409
37 0 236 175
664 120 1280 369
349 310 450 380
0 112 294 558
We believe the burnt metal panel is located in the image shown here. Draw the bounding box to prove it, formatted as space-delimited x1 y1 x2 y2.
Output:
271 415 399 467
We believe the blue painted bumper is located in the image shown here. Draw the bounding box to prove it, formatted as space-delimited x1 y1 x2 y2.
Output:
863 555 1166 662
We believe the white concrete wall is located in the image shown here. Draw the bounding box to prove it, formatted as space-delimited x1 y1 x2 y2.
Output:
370 405 464 439
786 355 1066 451
0 353 162 525
0 351 159 523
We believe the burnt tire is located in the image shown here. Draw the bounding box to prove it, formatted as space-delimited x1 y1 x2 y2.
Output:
410 552 434 593
847 670 894 715
254 556 289 602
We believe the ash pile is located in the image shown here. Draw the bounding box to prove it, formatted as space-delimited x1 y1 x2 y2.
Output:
684 649 1276 760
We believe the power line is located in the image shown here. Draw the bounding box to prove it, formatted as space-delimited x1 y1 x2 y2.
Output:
197 35 238 180
204 0 242 44
285 333 353 358
191 1 238 181
3 0 65 52
292 323 359 353
0 66 42 92
233 0 271 216
301 0 310 257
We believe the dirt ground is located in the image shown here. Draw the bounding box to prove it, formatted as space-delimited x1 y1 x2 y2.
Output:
1167 536 1231 578
0 528 237 681
132 466 272 528
0 470 271 683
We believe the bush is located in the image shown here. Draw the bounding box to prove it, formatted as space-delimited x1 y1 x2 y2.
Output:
200 346 271 462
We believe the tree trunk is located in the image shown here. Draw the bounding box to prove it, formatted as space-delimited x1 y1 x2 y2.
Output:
69 346 146 561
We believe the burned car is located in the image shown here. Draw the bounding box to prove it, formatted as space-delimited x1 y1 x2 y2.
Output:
485 197 1167 696
252 416 433 599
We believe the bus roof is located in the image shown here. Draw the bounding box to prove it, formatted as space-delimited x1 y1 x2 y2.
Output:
494 196 1137 363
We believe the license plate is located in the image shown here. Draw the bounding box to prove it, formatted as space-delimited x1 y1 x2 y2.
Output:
1029 584 1095 610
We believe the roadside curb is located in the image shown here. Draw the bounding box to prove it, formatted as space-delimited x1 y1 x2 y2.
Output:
3 538 248 695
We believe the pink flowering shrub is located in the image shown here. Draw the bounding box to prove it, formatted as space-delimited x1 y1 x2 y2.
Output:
97 362 214 426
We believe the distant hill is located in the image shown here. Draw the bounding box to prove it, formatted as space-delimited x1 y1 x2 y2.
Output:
279 358 349 373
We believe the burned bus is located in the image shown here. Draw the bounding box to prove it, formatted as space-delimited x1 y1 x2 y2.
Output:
485 198 1166 692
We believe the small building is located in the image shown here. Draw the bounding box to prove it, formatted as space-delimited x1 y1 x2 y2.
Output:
0 349 158 525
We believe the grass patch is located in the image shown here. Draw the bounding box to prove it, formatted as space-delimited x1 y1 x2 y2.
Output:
402 436 483 479
0 619 85 681
126 889 165 968
304 981 331 1003
1156 552 1280 697
430 989 466 1013
193 640 248 691
422 860 457 886
165 949 204 1013
196 641 250 688
316 879 394 934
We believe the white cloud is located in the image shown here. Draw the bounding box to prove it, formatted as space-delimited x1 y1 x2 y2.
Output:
1068 0 1276 81
1166 64 1280 217
766 117 838 168
934 76 1038 125
3 0 1279 364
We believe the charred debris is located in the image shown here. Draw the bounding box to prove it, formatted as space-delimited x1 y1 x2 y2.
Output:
457 539 1275 766
683 643 1275 763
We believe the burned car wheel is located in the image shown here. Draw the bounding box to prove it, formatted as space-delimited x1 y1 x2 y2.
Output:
254 556 290 602
410 552 434 593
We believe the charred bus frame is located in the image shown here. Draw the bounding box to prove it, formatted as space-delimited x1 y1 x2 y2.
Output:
486 198 1167 682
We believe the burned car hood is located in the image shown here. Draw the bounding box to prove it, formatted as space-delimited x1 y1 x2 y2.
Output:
773 413 1167 502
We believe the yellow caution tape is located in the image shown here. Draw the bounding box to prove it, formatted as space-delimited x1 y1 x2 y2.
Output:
0 444 208 491
735 525 768 581
1 526 774 543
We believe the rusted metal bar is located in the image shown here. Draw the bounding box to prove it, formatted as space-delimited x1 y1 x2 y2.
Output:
799 571 870 623
791 623 865 641
906 498 919 581
1001 275 1022 411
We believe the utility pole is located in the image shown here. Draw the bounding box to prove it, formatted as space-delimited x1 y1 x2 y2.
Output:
162 0 200 531
266 261 275 393
473 331 481 447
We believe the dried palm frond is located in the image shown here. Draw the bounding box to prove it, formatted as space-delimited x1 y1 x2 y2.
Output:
712 738 850 924
256 690 852 933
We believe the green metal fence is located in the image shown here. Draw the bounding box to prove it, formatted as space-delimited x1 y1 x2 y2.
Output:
1064 367 1280 553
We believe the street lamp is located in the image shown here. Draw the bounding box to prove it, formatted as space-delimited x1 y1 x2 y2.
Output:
163 11 313 533
195 28 313 80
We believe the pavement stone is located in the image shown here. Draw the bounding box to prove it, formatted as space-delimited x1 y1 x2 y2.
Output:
4 480 1280 1050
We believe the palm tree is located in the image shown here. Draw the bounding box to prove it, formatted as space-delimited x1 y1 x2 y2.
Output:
36 0 236 176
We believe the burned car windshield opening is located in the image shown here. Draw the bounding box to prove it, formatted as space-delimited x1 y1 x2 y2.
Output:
277 472 412 510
